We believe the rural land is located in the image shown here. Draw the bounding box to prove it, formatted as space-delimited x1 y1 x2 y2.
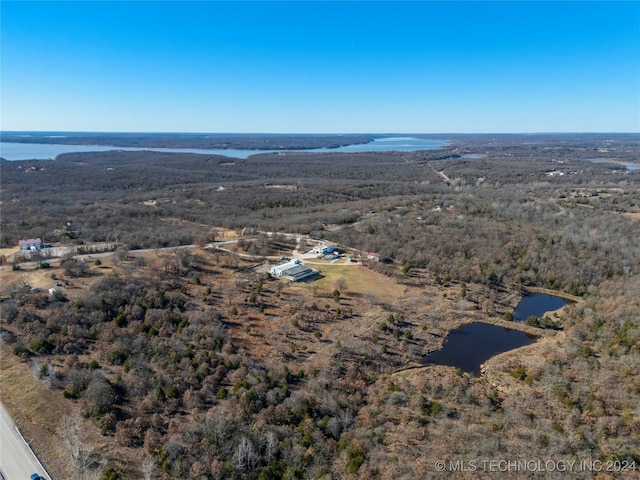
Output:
1 133 639 479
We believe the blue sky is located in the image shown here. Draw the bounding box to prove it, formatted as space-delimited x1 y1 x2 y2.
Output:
1 1 639 133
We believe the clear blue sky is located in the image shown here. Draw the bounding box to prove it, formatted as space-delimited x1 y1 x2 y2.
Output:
1 1 639 133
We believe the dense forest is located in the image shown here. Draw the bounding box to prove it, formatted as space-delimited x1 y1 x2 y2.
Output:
0 132 375 150
1 134 639 479
2 134 639 294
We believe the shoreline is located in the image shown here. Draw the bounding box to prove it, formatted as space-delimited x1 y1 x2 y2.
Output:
0 136 448 161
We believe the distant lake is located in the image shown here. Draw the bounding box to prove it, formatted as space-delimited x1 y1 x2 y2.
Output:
423 322 537 376
0 137 446 161
311 137 447 154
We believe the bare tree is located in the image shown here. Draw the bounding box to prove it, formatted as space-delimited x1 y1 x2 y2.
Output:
232 435 257 473
142 459 157 480
265 431 277 463
298 237 308 253
195 234 208 249
338 407 354 429
59 412 101 480
32 360 60 389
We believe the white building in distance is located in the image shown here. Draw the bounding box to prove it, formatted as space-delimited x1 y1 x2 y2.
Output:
270 260 317 282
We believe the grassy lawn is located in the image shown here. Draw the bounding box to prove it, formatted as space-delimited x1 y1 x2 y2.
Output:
295 264 404 304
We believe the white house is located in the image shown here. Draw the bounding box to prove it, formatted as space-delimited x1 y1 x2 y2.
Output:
19 238 42 251
313 243 336 255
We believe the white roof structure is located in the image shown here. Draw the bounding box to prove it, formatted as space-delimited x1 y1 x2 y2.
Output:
270 260 317 282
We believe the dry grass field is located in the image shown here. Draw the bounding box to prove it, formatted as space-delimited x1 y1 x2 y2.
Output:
0 347 71 477
294 263 405 304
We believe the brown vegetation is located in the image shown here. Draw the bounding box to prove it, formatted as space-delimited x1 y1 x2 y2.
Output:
1 134 639 479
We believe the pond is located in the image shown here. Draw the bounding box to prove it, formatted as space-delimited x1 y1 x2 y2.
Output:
423 322 537 376
512 293 569 322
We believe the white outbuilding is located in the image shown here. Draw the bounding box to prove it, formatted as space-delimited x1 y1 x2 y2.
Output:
270 260 317 282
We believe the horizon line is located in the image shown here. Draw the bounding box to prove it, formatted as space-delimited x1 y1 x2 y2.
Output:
2 130 639 136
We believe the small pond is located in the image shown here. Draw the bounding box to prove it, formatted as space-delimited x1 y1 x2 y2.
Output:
423 322 537 376
512 293 569 322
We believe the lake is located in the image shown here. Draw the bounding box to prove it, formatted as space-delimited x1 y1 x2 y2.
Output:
423 322 537 376
0 137 447 161
512 293 569 322
311 137 447 154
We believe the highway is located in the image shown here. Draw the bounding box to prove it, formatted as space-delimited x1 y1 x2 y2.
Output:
0 401 51 480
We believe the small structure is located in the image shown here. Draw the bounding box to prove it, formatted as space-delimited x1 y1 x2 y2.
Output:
270 260 317 282
19 238 42 251
313 243 336 255
367 252 380 262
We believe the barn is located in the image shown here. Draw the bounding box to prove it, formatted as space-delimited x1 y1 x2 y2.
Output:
270 260 317 282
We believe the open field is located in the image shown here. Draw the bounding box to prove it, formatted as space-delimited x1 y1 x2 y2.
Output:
0 246 20 258
294 264 405 305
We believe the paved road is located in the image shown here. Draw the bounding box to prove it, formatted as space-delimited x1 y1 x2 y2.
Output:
0 401 51 480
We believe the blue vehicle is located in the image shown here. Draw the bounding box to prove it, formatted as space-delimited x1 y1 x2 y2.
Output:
31 474 44 480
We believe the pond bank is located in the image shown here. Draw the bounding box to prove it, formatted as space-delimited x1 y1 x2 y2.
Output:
392 288 575 377
422 322 537 375
522 286 582 303
477 315 557 337
481 332 568 396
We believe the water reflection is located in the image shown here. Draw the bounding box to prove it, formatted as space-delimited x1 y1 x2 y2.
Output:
512 293 568 322
423 322 537 376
